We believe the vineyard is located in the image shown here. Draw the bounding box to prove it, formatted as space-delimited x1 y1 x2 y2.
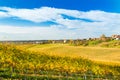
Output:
0 43 120 80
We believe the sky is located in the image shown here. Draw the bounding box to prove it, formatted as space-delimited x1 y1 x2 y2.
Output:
0 0 120 40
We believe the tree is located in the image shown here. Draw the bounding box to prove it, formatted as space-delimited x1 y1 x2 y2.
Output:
100 34 107 41
100 34 106 38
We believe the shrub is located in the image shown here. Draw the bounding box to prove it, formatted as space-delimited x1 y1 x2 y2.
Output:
88 40 101 46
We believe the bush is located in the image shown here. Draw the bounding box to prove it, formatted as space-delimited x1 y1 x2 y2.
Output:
88 40 101 46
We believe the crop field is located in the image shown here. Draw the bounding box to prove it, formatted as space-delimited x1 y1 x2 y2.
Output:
22 44 120 63
0 43 120 79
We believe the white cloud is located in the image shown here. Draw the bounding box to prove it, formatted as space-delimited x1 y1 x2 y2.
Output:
0 25 78 40
0 12 9 18
0 6 120 40
1 7 120 23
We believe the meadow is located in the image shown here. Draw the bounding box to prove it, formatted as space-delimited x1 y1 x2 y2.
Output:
25 44 120 63
0 43 120 79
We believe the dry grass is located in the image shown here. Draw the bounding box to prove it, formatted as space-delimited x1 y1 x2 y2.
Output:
17 43 120 63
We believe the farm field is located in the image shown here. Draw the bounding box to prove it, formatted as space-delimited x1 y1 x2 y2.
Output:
20 43 120 63
0 43 120 79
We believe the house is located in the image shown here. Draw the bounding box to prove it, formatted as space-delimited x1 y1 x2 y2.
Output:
111 35 120 40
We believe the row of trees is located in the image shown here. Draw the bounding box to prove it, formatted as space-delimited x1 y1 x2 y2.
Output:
69 34 113 46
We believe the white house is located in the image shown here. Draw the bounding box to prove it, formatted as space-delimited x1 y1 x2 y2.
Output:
111 35 120 40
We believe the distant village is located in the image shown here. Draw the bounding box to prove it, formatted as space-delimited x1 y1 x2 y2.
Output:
0 34 120 44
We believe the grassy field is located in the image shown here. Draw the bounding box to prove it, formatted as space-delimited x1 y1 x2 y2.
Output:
0 43 120 79
19 43 120 63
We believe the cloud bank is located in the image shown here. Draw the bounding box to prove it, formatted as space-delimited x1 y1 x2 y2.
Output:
0 7 120 40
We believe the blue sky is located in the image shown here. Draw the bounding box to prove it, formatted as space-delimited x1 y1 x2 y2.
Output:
0 0 120 40
0 0 119 12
